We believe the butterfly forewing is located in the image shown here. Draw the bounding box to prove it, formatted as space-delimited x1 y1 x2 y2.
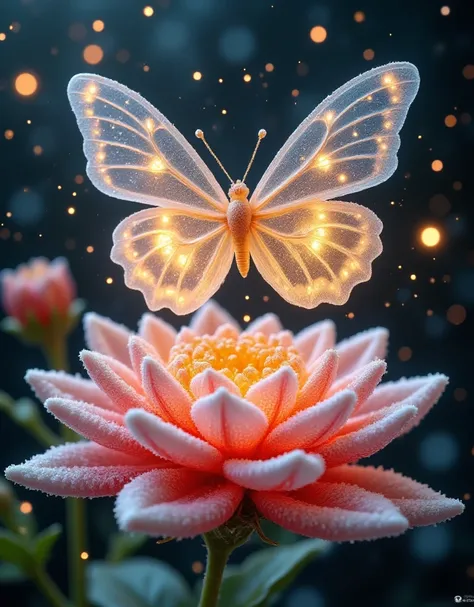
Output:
67 74 227 214
111 208 233 314
251 62 420 212
250 201 382 308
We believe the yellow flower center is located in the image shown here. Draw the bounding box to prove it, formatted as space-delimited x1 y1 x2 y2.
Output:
168 330 307 395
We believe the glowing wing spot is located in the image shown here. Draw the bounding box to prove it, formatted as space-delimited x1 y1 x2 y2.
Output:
338 173 347 183
85 108 94 117
156 234 172 247
383 75 393 85
350 261 360 270
96 151 106 162
318 213 326 220
366 95 373 101
145 118 154 132
380 143 388 151
93 128 100 136
316 155 331 170
317 228 326 236
340 269 349 279
165 288 175 296
352 130 358 137
311 240 321 250
150 157 165 172
391 96 399 103
324 111 335 123
163 246 174 257
178 296 185 303
162 215 170 224
384 121 392 130
104 175 112 185
178 254 188 266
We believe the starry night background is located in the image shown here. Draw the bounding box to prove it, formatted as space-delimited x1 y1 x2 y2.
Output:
0 0 473 606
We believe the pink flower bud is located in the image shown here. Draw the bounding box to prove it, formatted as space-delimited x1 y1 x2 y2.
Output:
1 257 76 327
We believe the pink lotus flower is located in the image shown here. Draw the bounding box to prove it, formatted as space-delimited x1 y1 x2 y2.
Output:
1 257 76 327
5 303 463 541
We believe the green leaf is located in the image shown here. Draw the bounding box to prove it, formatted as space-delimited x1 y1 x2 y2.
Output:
87 558 192 607
33 523 62 565
0 529 34 572
0 562 28 583
218 539 329 607
106 532 147 563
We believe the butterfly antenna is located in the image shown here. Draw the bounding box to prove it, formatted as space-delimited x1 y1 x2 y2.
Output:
195 129 234 183
242 129 267 183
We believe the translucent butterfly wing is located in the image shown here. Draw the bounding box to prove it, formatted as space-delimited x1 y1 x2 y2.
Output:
250 201 382 308
67 73 227 214
111 208 233 314
251 62 420 212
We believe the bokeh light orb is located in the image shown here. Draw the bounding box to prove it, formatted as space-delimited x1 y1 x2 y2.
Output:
219 26 256 64
83 44 104 65
310 26 327 43
420 226 441 247
14 72 38 96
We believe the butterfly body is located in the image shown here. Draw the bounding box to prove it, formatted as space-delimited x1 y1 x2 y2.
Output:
227 182 252 277
67 63 420 314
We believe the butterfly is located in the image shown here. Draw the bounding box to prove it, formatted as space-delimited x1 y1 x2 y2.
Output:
67 62 419 315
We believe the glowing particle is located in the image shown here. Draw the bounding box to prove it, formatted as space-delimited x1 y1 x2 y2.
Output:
83 44 103 65
75 175 84 184
218 78 223 83
398 346 412 362
222 109 227 115
33 145 43 156
444 114 457 127
193 71 202 81
243 314 251 323
324 111 334 123
338 173 347 183
92 20 105 32
383 75 393 85
0 33 6 42
310 26 327 43
80 552 89 560
440 6 450 15
106 277 113 284
311 240 321 250
178 254 188 266
4 129 14 140
14 72 38 96
347 312 355 319
192 561 204 574
410 274 416 281
143 6 154 17
291 89 299 97
20 501 32 514
150 157 165 172
86 245 94 253
384 120 392 129
143 64 150 72
265 63 274 72
447 304 466 325
431 159 443 172
317 155 330 169
363 49 375 61
354 11 365 22
67 207 76 215
162 215 170 224
245 295 250 300
420 226 441 247
462 65 474 80
243 73 252 82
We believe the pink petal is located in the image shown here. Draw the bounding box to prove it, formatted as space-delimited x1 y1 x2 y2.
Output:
294 350 338 414
25 369 115 410
190 300 240 335
323 465 465 527
5 442 159 497
83 313 133 367
81 350 147 413
260 390 357 457
244 313 282 336
125 408 223 472
115 468 243 538
141 357 196 434
175 327 196 344
128 335 160 377
328 360 387 412
191 388 268 456
246 367 298 426
224 450 325 491
252 481 408 541
358 374 448 433
316 404 417 467
295 320 336 365
45 398 150 458
336 328 388 378
190 368 240 399
138 313 177 363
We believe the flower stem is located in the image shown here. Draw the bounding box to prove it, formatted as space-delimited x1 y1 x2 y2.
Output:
43 337 88 607
198 535 232 607
32 565 72 607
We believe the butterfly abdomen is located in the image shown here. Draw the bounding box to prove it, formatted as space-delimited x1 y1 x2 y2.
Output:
227 199 252 278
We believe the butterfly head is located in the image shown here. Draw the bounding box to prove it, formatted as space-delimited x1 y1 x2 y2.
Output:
228 180 249 201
